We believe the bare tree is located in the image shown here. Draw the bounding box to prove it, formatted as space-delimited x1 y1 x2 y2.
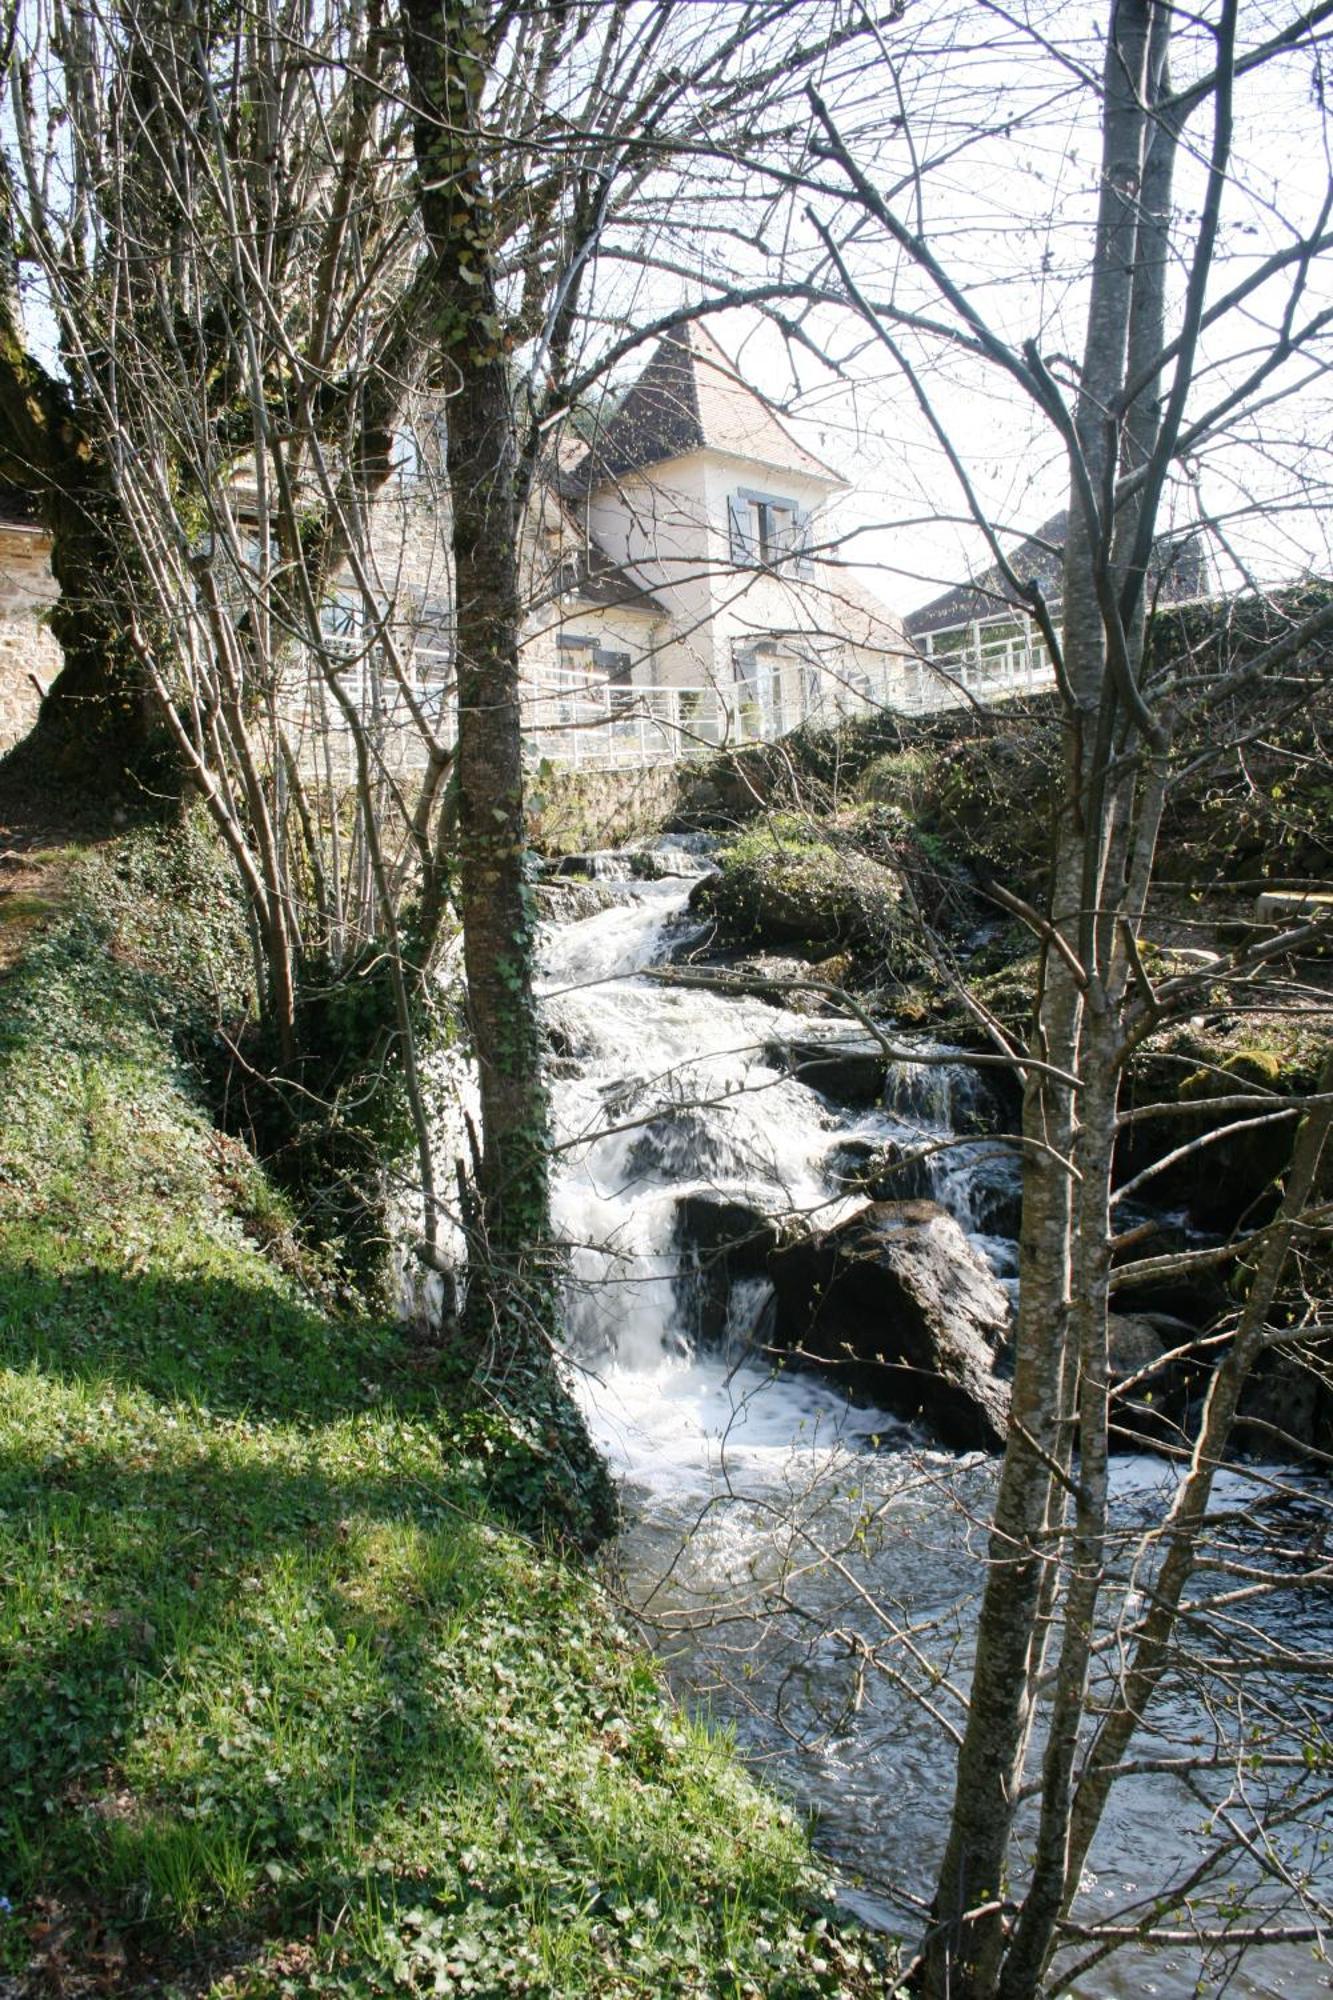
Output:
791 3 1333 1991
0 0 908 1529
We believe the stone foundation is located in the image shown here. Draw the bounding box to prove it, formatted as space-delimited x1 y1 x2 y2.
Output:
0 525 60 752
526 762 683 855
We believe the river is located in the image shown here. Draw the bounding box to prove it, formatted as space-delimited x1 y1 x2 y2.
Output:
537 845 1331 1999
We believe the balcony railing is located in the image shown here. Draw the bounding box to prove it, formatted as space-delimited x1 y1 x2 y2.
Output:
277 631 1059 776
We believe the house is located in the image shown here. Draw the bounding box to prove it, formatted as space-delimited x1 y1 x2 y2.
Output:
903 508 1212 705
0 325 911 766
539 321 910 752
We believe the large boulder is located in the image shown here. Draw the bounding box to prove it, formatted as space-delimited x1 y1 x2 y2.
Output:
1237 1338 1333 1459
1115 1040 1323 1235
533 877 620 923
767 1200 1012 1451
690 833 902 952
1106 1311 1193 1451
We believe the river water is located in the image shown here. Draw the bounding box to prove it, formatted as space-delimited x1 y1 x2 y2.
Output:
538 848 1331 1998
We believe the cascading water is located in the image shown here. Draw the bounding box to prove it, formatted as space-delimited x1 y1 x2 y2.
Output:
536 847 1329 1999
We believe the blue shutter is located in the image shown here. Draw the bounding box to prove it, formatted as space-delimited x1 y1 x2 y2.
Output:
728 494 754 565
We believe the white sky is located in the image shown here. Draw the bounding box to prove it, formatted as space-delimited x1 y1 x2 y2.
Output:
581 0 1333 619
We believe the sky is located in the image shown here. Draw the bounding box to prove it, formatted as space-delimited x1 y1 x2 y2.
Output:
582 0 1333 620
8 0 1330 627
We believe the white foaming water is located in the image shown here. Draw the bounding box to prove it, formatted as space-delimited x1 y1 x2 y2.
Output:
540 854 1015 1475
534 856 1329 2000
544 870 842 1388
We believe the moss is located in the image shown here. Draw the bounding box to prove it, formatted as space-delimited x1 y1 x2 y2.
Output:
857 747 934 812
693 814 906 960
1181 1046 1285 1098
0 834 893 1998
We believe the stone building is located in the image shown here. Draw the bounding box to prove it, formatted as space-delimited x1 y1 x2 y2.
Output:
0 487 60 755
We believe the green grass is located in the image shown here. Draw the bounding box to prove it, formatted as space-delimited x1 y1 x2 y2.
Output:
0 840 892 1996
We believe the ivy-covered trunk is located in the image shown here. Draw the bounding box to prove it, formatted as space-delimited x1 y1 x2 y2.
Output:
39 471 175 787
401 0 614 1547
0 296 170 791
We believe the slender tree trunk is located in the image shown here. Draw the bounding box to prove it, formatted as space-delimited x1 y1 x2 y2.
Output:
402 0 547 1341
922 10 1160 1992
401 0 614 1544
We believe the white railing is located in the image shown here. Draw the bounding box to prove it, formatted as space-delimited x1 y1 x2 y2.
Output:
277 631 1059 777
897 627 1056 715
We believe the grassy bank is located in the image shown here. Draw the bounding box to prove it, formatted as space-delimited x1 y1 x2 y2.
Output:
0 833 889 1997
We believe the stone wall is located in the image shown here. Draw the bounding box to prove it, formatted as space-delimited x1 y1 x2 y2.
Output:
526 761 684 855
0 525 60 752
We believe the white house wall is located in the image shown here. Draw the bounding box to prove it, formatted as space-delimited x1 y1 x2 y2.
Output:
583 452 726 686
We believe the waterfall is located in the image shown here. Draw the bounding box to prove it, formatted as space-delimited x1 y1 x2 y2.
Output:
532 846 1327 2000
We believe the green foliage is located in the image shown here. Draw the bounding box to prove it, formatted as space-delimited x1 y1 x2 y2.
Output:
0 845 892 1996
699 813 907 957
252 944 434 1309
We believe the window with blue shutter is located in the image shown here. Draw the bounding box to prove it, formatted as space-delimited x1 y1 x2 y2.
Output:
728 493 756 564
728 489 808 569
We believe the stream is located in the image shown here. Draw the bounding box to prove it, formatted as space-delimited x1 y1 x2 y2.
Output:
537 844 1331 1999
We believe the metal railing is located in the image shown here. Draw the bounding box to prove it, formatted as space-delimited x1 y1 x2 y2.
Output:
278 631 1059 777
897 626 1056 715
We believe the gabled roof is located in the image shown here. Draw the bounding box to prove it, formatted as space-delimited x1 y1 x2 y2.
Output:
567 321 844 492
905 508 1212 639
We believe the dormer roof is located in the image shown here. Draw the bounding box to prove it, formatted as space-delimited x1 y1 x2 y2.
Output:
561 536 669 615
568 320 845 493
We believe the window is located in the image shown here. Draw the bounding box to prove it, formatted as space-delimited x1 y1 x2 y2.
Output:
558 633 635 700
727 489 813 573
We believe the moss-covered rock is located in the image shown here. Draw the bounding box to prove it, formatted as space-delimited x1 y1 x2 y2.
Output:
1117 1023 1325 1233
690 817 904 953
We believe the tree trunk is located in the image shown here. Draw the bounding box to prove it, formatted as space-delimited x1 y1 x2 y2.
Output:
0 287 170 791
401 0 614 1546
922 9 1160 1992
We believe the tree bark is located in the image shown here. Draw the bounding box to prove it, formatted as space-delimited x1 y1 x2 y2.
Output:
922 10 1160 1993
401 0 614 1544
0 264 168 790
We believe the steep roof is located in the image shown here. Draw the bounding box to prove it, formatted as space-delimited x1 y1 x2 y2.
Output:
568 321 844 492
905 508 1212 639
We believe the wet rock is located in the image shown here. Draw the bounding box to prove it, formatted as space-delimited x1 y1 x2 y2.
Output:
1237 1340 1333 1459
958 1148 1024 1239
672 1194 780 1349
767 1199 1012 1451
623 1109 759 1187
882 1058 1010 1138
534 879 619 923
724 954 828 1008
1108 1311 1169 1378
825 1137 935 1204
1106 1312 1182 1451
766 1036 888 1106
1116 1042 1320 1234
810 951 854 989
